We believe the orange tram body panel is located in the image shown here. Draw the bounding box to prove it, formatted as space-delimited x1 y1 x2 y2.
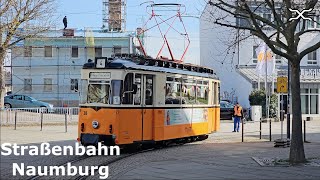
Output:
78 56 221 147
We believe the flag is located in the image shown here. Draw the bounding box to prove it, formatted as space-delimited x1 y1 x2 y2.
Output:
255 43 275 76
85 28 95 60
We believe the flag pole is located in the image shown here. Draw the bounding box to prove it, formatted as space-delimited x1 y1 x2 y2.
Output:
258 74 260 90
265 45 269 121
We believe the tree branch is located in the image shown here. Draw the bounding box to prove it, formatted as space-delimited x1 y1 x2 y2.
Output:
299 41 320 60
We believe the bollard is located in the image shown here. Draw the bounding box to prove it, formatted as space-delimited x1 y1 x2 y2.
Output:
269 119 272 142
241 118 244 142
14 111 17 130
259 118 262 140
65 113 67 133
303 120 310 143
40 112 43 131
287 114 290 139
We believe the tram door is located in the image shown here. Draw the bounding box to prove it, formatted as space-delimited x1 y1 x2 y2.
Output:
136 74 154 141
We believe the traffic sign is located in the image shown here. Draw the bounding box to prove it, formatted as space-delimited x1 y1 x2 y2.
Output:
277 77 288 93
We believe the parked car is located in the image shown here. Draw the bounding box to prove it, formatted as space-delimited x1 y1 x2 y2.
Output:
220 100 235 120
6 91 12 96
4 94 54 111
220 101 248 120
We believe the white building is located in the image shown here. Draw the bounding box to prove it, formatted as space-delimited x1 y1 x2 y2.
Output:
11 29 134 106
200 2 320 118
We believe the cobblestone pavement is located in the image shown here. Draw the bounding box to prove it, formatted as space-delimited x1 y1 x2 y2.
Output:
0 125 77 144
1 120 320 179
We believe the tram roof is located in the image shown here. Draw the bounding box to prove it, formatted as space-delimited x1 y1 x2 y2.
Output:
83 57 219 79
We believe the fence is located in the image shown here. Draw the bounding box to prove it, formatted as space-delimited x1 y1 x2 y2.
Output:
240 117 320 143
0 107 79 126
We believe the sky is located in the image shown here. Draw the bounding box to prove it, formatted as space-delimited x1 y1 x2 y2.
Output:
54 0 207 64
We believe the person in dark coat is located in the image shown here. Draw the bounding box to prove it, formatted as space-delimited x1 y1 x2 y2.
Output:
63 16 67 29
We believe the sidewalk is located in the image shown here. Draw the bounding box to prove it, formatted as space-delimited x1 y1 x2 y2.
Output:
0 125 77 144
111 120 320 179
114 141 320 179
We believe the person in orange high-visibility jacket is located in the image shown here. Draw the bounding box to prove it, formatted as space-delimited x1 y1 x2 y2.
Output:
233 102 243 132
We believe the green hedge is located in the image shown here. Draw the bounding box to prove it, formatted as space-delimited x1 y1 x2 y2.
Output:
249 89 278 118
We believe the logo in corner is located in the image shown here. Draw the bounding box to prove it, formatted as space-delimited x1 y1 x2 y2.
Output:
288 8 313 21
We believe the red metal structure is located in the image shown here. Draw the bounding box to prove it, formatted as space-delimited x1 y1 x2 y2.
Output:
136 3 190 63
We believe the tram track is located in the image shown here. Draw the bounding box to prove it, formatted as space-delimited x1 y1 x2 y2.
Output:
74 148 155 180
26 148 155 180
26 139 202 180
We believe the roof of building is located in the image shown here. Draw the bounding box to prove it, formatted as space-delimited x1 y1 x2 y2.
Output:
237 65 320 83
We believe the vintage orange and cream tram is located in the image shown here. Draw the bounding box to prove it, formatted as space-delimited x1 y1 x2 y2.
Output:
78 55 220 148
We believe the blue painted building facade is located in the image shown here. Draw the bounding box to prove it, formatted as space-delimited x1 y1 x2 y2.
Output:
11 30 134 106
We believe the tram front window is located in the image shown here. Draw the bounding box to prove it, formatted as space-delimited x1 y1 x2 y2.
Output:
87 84 110 103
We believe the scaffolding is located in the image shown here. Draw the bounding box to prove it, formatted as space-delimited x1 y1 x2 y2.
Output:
102 0 127 32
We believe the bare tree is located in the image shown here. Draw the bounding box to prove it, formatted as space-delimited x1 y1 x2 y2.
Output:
0 0 55 108
206 0 320 163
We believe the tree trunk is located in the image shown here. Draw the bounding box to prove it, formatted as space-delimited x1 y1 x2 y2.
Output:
289 60 306 164
0 47 5 109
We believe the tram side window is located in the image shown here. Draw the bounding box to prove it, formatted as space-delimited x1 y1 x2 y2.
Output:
87 84 110 104
218 83 221 104
111 80 122 105
211 82 215 105
134 74 142 105
123 73 134 104
165 77 181 104
182 78 196 104
196 80 209 105
145 75 153 105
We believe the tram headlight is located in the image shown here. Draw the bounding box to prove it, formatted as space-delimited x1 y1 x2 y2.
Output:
92 120 99 129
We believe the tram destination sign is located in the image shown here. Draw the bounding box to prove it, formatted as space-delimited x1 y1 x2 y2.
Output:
89 72 111 79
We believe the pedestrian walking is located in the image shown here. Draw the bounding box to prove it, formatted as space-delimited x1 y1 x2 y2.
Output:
233 102 243 132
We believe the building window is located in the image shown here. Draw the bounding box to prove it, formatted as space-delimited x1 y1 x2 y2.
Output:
301 88 319 114
307 19 315 29
44 46 52 57
113 46 121 54
71 46 78 58
95 47 102 57
275 47 282 64
317 16 320 28
44 78 52 92
307 50 317 65
24 79 32 91
253 45 258 63
71 79 78 91
24 46 32 57
262 13 272 26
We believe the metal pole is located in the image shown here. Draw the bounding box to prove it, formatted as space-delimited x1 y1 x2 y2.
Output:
242 118 244 142
304 120 306 143
258 75 260 90
14 111 17 130
40 112 43 131
260 118 262 139
264 45 269 127
269 119 272 142
287 62 291 139
281 94 283 140
65 113 67 132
